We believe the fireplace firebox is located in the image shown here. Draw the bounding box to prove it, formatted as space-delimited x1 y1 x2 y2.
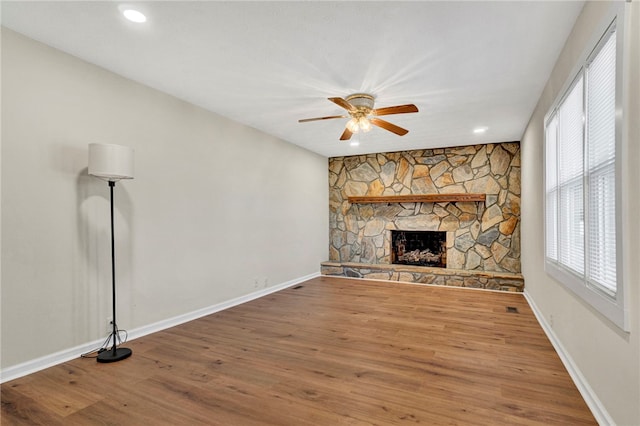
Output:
391 230 446 268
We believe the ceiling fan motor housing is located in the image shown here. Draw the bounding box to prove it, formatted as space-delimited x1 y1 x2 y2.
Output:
345 93 375 114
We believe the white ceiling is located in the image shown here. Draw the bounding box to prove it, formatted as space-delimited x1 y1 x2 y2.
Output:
1 1 584 157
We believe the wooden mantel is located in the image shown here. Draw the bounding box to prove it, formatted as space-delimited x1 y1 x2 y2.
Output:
347 193 486 204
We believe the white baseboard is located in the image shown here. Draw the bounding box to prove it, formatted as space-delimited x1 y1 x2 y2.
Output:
523 290 614 426
0 272 320 384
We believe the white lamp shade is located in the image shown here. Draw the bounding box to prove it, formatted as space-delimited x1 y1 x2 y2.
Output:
88 143 134 180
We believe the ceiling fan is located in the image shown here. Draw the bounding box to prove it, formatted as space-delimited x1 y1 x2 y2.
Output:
298 93 419 141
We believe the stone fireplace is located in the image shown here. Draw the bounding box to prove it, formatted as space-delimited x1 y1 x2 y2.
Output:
322 142 524 292
391 230 446 268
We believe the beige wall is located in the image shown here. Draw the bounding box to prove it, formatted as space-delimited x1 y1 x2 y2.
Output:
0 29 328 369
520 2 639 424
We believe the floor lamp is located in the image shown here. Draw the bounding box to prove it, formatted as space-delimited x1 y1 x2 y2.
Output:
88 143 134 363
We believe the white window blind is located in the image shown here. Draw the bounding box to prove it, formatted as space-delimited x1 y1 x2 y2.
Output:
586 30 617 294
557 76 584 276
545 117 558 262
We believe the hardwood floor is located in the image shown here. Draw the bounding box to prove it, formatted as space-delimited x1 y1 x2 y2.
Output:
1 277 595 425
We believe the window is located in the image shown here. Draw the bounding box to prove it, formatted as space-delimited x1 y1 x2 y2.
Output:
544 17 626 330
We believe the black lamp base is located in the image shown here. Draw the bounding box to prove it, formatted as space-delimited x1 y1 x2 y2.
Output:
97 347 132 363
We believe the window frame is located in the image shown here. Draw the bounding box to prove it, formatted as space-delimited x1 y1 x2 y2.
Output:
543 5 628 331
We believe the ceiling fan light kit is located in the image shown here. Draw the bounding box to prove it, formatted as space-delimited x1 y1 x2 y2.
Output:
299 93 418 141
346 117 372 134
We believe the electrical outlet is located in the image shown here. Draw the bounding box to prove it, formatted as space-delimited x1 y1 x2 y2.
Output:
253 278 259 288
263 278 269 288
106 317 113 333
549 314 554 328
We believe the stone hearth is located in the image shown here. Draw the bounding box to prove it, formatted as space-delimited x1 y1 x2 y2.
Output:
321 261 524 292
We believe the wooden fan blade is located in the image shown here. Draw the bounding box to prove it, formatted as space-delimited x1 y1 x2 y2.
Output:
340 128 353 140
372 104 419 116
370 118 409 136
329 97 356 112
298 115 346 123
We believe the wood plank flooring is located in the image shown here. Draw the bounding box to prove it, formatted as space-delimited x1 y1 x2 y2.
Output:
1 277 596 425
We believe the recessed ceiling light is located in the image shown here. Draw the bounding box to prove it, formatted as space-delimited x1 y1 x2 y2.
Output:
122 9 147 23
473 127 488 134
350 140 360 147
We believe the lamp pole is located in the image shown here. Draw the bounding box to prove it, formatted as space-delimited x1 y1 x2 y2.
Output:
96 180 132 363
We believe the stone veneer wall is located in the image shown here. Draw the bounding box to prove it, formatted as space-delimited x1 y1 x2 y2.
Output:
329 142 521 273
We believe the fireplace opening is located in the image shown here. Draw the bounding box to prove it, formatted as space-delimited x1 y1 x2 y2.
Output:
391 230 446 268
